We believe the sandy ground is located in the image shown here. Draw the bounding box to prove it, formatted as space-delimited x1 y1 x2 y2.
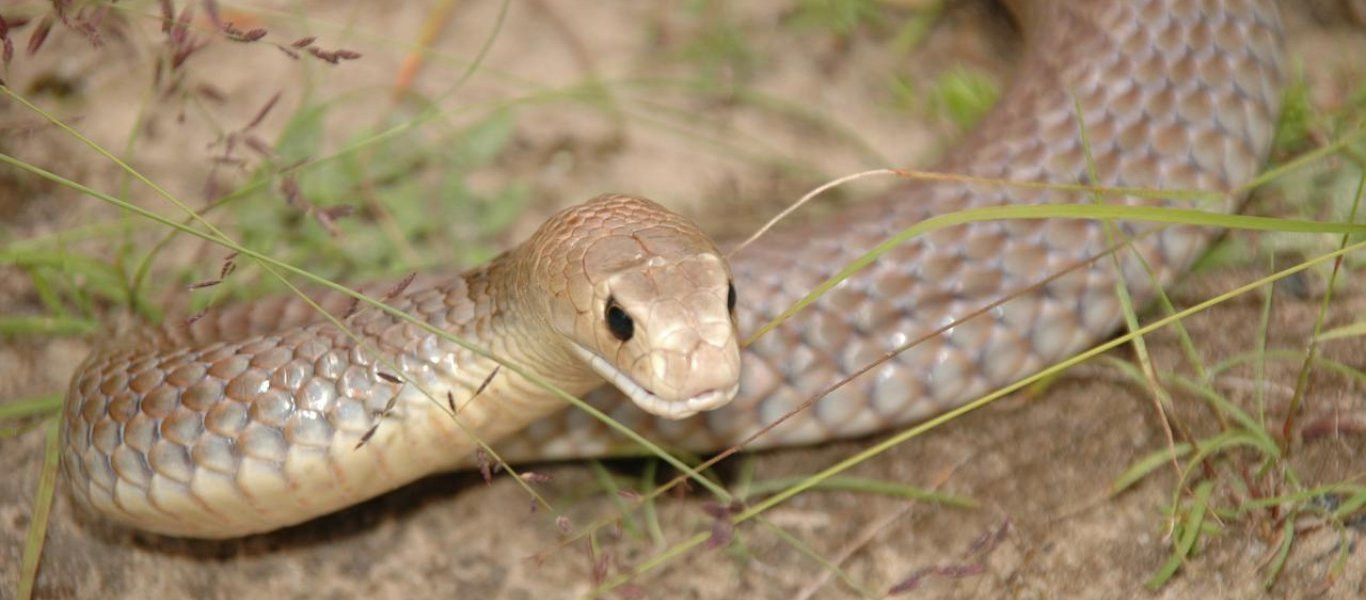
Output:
2 1 1366 598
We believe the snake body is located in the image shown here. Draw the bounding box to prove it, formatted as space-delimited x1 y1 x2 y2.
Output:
62 0 1285 538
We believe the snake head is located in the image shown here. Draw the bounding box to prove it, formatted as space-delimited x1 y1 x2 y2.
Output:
531 194 741 419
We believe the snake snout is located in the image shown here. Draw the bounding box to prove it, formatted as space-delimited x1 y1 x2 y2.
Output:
655 317 740 395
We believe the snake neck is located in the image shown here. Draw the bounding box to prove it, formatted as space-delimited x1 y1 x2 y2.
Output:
475 248 604 398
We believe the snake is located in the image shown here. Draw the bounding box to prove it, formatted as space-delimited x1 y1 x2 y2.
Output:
61 0 1285 538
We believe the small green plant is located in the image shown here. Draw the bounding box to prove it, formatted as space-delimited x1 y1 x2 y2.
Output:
927 66 998 130
676 1 761 91
788 0 883 37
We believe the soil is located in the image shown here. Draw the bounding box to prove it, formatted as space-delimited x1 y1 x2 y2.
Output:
2 1 1365 598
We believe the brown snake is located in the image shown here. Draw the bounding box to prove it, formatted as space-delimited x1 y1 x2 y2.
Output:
62 0 1285 538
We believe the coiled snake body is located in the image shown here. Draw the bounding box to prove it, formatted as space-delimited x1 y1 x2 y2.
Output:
62 0 1285 538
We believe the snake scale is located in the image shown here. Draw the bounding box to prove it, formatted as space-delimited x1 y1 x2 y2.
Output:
61 0 1285 538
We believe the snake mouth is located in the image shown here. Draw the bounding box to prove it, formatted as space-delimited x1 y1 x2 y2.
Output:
570 343 738 420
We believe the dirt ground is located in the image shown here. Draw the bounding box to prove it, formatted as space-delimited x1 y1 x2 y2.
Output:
3 1 1366 598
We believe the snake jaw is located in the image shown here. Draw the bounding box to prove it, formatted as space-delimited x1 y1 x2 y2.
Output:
570 342 739 419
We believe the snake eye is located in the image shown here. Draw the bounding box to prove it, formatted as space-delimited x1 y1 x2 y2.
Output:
604 297 634 342
727 282 736 313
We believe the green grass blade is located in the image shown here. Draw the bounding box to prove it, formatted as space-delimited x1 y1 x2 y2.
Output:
1110 443 1193 495
0 316 98 336
758 518 876 599
17 417 61 600
0 395 63 421
744 476 977 508
1261 516 1296 590
639 460 667 549
1315 320 1366 342
588 461 643 538
1168 376 1279 456
1331 488 1366 520
1146 479 1214 589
